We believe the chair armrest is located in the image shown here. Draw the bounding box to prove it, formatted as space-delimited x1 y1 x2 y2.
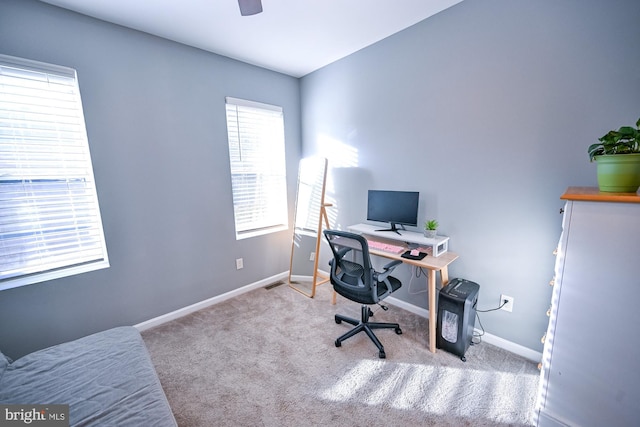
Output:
383 259 402 271
328 247 352 266
375 259 402 282
337 247 352 258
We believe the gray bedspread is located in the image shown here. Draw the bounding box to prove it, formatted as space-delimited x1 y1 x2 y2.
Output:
0 326 177 427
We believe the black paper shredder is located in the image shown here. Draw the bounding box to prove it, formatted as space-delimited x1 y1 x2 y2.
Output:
436 278 479 361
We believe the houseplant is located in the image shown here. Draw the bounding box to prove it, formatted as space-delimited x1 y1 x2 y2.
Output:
424 219 438 238
588 118 640 192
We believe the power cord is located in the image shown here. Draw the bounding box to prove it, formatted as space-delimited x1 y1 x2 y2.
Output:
471 299 508 345
471 311 485 345
407 266 429 295
476 299 509 312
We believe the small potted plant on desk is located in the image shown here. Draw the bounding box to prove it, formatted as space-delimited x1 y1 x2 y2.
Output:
424 219 438 238
588 117 640 192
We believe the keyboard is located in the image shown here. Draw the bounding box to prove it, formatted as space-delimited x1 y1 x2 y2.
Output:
367 240 406 254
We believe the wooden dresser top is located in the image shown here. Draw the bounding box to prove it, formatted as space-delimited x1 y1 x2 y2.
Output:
561 186 640 203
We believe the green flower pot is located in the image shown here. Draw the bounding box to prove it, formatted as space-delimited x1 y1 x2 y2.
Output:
595 153 640 192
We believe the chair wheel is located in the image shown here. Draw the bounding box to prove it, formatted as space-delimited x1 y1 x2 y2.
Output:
335 318 341 324
379 350 386 359
395 327 402 335
335 340 341 347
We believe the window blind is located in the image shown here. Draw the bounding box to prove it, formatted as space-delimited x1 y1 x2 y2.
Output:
225 97 288 238
0 54 109 291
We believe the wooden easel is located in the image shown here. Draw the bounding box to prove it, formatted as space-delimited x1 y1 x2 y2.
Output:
309 202 332 296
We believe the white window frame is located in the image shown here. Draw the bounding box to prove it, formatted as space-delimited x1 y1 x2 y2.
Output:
0 54 109 291
225 97 288 239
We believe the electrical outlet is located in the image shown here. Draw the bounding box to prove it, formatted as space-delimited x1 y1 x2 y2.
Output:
309 252 315 262
500 294 514 312
236 258 243 270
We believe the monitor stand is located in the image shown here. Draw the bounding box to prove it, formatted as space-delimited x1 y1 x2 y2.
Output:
375 223 406 235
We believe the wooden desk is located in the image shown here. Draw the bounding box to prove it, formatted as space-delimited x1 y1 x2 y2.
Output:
347 224 459 353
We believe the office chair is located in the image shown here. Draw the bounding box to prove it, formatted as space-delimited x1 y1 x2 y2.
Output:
323 229 403 358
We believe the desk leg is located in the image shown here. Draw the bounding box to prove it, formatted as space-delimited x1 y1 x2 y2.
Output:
428 269 437 353
441 267 450 287
428 267 449 353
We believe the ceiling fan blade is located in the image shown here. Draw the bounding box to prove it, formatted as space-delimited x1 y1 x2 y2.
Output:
238 0 263 16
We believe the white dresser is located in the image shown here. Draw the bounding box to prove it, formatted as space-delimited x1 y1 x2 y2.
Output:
536 187 640 426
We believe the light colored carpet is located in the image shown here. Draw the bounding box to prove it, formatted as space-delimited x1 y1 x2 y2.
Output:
142 282 539 426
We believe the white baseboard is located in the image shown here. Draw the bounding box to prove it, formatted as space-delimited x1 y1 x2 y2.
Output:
135 271 541 362
134 272 288 331
386 295 542 363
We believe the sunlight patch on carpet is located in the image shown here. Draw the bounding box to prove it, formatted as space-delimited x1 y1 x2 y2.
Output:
319 360 536 424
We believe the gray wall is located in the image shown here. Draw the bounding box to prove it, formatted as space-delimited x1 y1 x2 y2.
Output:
301 0 640 351
0 0 301 358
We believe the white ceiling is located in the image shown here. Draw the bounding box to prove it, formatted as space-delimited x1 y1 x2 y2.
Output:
38 0 463 77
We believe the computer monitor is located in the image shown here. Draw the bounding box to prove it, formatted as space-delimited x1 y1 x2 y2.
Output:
367 190 419 235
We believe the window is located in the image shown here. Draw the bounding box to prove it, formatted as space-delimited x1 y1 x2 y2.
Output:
225 97 288 239
0 54 109 291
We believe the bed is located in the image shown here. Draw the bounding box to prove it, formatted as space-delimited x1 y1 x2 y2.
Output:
0 326 177 426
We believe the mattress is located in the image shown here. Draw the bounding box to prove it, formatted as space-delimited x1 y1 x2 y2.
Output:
0 326 177 427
